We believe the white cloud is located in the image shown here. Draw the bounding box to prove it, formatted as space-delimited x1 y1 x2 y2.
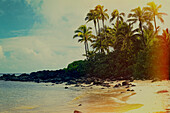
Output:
0 36 84 73
0 46 5 59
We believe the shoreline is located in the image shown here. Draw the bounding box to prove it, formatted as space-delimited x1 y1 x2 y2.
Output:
0 80 169 113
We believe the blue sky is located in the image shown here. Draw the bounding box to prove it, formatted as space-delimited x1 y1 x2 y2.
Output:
0 0 169 73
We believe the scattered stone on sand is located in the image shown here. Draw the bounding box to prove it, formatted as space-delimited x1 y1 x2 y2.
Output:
131 84 136 87
102 83 110 87
78 104 82 106
122 81 129 86
80 85 85 87
127 89 131 91
114 83 121 88
74 110 82 113
125 86 129 88
65 87 68 89
93 80 103 85
157 90 168 94
74 84 80 87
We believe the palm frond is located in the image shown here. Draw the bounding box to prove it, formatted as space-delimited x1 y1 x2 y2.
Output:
120 13 125 16
73 34 78 38
75 30 82 33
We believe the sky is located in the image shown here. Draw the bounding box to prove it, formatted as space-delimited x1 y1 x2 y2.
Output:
0 0 169 73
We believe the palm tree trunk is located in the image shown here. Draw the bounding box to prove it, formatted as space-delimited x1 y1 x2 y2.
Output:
94 20 98 36
84 42 88 58
97 18 102 53
102 19 106 39
97 19 100 35
154 16 157 33
86 42 89 53
102 19 105 29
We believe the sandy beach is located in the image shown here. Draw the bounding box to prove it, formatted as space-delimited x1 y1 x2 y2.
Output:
68 80 170 113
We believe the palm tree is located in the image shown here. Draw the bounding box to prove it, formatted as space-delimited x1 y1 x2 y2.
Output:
95 5 109 29
110 9 125 28
95 5 109 52
127 7 150 47
85 9 98 35
116 22 141 51
142 25 158 48
144 2 167 33
91 35 109 54
73 25 93 58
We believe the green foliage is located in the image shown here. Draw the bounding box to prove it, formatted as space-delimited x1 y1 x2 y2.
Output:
72 2 169 80
66 60 89 77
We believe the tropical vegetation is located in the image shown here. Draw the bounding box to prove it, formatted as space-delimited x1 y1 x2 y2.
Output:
73 2 169 80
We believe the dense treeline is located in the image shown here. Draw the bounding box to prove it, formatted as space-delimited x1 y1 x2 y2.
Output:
73 2 170 80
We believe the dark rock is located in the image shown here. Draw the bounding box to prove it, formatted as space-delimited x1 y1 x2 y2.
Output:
74 84 80 87
80 85 85 87
86 84 93 87
78 104 82 106
114 84 119 88
127 89 130 91
118 83 121 86
101 88 105 89
85 78 94 84
67 80 77 85
122 81 129 86
102 83 110 87
93 80 103 85
114 83 121 88
65 87 68 89
51 84 55 86
131 89 134 91
125 86 129 88
85 80 91 84
151 79 158 83
65 76 71 81
131 84 136 87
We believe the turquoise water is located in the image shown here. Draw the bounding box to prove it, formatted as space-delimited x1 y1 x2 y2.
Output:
0 81 81 113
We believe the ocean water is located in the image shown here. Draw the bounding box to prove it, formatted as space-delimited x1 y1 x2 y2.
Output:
0 81 81 113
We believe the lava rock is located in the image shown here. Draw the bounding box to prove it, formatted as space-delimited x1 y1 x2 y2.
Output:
127 89 131 91
122 81 129 86
131 84 136 87
65 87 68 89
